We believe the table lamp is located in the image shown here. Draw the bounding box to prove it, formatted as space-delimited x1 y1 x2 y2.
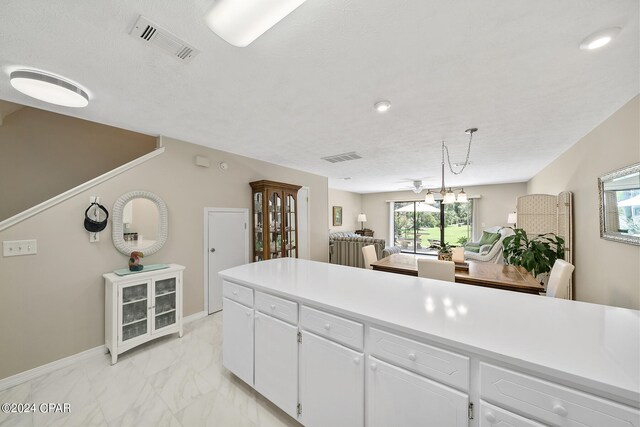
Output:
357 213 367 230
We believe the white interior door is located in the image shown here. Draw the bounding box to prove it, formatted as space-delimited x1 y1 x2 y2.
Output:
297 187 310 259
207 209 248 314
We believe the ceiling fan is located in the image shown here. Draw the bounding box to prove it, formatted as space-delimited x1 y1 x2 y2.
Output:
398 179 429 194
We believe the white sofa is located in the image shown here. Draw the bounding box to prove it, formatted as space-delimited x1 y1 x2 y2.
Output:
464 226 515 263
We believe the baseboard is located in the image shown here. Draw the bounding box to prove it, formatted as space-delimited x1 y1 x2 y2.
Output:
0 345 105 392
183 310 208 324
0 310 210 392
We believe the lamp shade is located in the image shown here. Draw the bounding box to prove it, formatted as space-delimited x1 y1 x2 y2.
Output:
507 212 517 224
424 191 435 204
442 191 456 204
457 190 468 203
357 214 367 223
205 0 307 47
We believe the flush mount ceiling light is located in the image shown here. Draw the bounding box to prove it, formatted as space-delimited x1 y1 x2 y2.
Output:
580 27 621 50
10 70 89 108
205 0 308 47
374 100 391 113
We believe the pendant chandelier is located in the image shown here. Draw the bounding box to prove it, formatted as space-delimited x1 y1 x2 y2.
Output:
424 128 478 205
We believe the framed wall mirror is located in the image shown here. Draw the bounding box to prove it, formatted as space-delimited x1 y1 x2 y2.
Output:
112 190 168 256
598 163 640 246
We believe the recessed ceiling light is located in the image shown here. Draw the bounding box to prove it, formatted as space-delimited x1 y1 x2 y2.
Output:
580 27 621 50
10 70 89 108
374 100 391 113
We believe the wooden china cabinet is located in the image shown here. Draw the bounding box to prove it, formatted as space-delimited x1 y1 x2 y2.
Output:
250 180 302 262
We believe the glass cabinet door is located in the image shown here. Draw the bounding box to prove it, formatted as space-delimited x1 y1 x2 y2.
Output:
254 192 264 261
269 191 282 258
154 277 177 330
286 194 297 258
121 282 149 342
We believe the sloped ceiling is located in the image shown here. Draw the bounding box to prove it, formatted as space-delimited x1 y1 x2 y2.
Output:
0 0 637 192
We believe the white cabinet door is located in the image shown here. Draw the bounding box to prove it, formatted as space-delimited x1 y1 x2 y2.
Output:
367 357 469 427
118 280 151 346
299 331 364 427
222 297 253 386
480 401 546 427
254 312 298 418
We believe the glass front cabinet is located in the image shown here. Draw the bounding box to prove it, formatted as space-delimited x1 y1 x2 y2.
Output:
104 264 184 364
250 180 302 262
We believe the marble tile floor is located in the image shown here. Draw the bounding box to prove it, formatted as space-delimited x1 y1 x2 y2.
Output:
0 313 302 427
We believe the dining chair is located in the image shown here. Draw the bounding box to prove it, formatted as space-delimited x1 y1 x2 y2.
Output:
362 245 378 269
417 258 455 282
545 259 575 299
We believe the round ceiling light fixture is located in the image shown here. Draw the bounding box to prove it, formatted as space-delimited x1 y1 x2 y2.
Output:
580 27 621 50
9 70 89 108
374 100 391 113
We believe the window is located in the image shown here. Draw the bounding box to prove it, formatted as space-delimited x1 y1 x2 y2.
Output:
393 200 473 254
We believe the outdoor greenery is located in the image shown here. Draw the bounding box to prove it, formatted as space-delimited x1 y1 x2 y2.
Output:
394 201 472 248
502 228 565 278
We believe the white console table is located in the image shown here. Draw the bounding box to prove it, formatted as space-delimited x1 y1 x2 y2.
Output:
219 258 639 427
104 264 184 364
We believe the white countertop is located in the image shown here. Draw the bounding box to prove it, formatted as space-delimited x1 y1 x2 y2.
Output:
219 258 640 406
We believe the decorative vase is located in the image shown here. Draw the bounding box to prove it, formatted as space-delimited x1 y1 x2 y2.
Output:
438 252 453 262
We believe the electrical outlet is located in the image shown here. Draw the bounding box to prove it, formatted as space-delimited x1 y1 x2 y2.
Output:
3 240 37 257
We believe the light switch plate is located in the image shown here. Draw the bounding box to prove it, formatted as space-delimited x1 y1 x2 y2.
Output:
3 240 37 257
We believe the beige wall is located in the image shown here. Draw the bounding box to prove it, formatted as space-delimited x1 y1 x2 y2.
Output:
361 183 527 243
328 188 362 232
528 95 640 309
0 105 156 220
0 136 328 380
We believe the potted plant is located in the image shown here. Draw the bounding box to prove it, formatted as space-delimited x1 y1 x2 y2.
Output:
502 228 565 282
429 241 455 261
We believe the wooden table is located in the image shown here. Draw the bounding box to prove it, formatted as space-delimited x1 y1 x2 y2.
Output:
370 254 544 294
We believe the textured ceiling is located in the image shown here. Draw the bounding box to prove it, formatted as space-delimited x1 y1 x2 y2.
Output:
0 0 638 193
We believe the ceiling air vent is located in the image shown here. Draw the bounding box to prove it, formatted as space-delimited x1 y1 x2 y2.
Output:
321 152 363 164
130 16 199 63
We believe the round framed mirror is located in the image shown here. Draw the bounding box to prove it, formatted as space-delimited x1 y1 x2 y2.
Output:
112 190 168 256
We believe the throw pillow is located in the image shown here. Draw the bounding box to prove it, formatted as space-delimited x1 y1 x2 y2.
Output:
478 231 501 246
465 246 480 253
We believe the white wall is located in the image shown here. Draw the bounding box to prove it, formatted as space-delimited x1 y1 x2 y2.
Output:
328 188 362 232
0 136 328 379
528 95 639 309
361 183 527 243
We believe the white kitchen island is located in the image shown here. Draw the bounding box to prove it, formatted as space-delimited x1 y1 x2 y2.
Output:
219 258 640 427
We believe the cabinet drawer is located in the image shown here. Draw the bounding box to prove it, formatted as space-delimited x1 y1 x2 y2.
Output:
223 281 253 308
480 363 640 427
369 328 469 392
255 291 298 325
480 401 545 426
301 306 363 351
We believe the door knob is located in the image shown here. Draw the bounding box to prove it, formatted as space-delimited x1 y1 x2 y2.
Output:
210 248 216 253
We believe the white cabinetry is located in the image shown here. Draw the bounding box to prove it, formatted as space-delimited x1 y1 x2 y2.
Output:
222 297 254 386
254 311 298 417
367 357 469 427
480 401 546 427
299 331 364 427
104 264 184 364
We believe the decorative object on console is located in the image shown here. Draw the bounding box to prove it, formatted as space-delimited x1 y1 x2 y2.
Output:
424 127 477 205
332 206 343 226
502 227 565 282
129 251 144 271
357 213 367 230
598 162 640 246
